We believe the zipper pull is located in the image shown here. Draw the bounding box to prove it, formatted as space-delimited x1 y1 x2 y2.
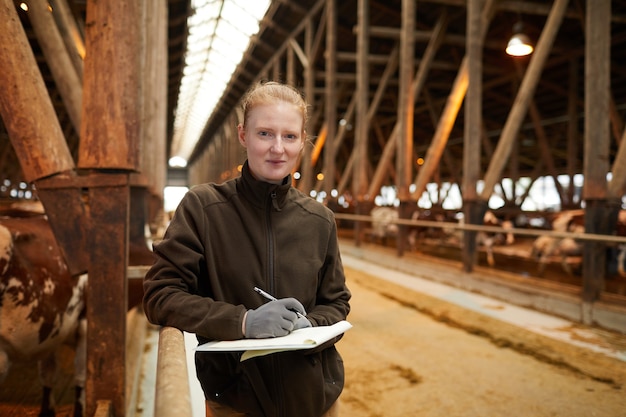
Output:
270 191 281 211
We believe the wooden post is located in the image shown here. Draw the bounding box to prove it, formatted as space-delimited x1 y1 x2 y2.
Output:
133 0 168 225
86 179 130 417
567 57 579 207
395 0 415 256
299 20 315 193
353 0 370 245
79 0 142 170
324 0 337 195
397 0 414 203
80 0 144 415
582 0 611 316
462 0 483 272
287 40 295 86
354 0 370 198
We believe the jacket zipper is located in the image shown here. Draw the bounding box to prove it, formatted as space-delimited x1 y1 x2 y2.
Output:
267 191 276 295
267 190 285 416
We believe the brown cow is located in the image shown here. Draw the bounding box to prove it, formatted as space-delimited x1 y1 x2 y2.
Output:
0 213 86 417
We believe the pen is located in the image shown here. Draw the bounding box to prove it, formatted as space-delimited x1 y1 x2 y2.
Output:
253 286 306 319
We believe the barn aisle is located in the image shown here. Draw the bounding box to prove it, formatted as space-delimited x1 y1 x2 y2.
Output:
338 263 626 416
176 245 626 416
3 244 625 417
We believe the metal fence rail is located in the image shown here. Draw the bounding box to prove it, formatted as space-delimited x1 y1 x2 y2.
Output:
154 327 193 417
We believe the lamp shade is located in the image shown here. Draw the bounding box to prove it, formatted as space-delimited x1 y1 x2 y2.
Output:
506 31 533 57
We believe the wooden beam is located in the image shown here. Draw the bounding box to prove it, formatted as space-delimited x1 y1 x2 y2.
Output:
50 0 85 77
581 0 611 310
396 0 414 202
0 0 75 182
85 178 130 417
23 7 84 135
461 0 484 272
323 0 337 194
135 0 168 200
528 101 567 201
411 0 496 200
480 0 570 201
608 126 626 199
566 56 579 207
369 10 448 199
298 18 315 192
79 0 143 170
365 45 399 198
80 0 142 415
353 0 369 204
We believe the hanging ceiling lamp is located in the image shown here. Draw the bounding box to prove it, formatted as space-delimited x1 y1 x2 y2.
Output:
506 21 534 57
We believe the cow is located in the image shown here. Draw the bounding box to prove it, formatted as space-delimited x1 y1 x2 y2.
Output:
406 209 455 249
478 211 515 266
530 210 587 275
530 209 626 277
369 206 399 244
0 211 86 417
443 210 515 266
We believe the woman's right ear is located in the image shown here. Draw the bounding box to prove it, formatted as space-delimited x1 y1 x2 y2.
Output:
237 124 247 148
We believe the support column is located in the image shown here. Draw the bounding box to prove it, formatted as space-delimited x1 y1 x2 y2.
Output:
80 0 144 414
324 0 337 195
582 0 611 319
86 178 130 417
300 20 315 193
354 0 370 246
462 0 483 272
396 0 415 256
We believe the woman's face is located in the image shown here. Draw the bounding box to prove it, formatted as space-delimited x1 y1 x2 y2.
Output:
238 102 305 184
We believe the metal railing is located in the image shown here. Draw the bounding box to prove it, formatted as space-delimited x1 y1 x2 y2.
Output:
154 326 193 417
334 212 626 244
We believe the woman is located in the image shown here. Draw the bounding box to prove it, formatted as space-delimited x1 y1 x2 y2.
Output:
143 81 351 417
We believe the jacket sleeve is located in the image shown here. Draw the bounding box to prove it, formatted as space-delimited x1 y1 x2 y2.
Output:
306 212 351 327
142 189 246 341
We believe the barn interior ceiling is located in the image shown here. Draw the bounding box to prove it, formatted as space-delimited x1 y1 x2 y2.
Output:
169 0 270 166
2 0 626 201
187 0 626 196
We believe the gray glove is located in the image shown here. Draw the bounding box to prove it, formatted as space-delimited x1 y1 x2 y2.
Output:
244 298 307 338
293 316 312 330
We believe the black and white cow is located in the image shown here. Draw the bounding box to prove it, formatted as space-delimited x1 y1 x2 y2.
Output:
0 213 86 417
443 210 515 266
531 209 626 277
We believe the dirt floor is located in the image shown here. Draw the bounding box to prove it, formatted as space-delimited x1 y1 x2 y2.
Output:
338 266 626 417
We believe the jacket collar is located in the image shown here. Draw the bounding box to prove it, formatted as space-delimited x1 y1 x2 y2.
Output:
238 160 291 210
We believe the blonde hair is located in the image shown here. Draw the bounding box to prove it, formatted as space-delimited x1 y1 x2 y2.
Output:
240 81 308 132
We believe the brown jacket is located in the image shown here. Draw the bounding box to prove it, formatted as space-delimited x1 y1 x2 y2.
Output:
143 161 351 417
